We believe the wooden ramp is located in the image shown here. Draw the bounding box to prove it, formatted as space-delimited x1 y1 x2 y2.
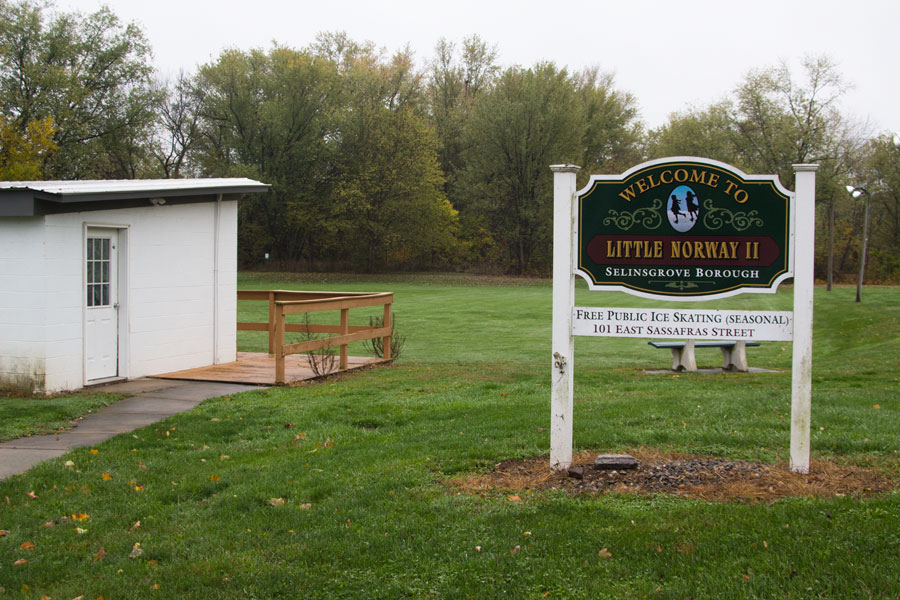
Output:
153 352 387 385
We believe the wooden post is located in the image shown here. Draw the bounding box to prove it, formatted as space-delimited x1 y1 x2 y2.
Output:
827 203 834 292
856 190 870 303
339 308 349 370
791 164 818 473
382 301 392 361
550 164 580 471
274 302 286 384
268 291 276 355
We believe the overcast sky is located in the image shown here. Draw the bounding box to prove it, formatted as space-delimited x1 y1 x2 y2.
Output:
57 0 899 135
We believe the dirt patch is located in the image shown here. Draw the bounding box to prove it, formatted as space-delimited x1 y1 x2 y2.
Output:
449 448 899 503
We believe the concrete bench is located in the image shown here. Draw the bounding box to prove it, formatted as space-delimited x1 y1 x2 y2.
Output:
648 339 760 372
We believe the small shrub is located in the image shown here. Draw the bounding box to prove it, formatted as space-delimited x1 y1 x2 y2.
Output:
301 314 338 377
363 315 406 361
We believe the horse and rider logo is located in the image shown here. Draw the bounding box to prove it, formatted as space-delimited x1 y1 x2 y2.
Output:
667 185 699 232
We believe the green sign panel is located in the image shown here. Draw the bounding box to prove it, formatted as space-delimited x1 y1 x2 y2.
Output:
576 157 794 300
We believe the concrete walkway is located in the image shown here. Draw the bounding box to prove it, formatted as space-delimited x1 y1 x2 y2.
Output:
0 378 263 480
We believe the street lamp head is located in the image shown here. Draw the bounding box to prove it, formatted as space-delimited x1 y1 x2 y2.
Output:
846 185 867 199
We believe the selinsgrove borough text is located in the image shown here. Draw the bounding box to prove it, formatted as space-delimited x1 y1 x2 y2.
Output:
604 267 760 279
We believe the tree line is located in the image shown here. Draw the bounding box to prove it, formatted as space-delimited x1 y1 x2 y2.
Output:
2 0 898 281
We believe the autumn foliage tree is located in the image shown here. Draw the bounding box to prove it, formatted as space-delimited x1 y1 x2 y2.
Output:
0 115 56 180
0 0 159 178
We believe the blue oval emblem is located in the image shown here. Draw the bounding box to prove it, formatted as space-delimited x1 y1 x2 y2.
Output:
667 185 699 232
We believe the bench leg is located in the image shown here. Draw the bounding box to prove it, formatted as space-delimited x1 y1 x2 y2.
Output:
670 339 697 372
720 341 749 372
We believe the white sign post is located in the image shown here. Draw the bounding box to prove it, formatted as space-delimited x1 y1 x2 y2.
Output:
790 164 818 473
550 161 817 473
550 164 580 470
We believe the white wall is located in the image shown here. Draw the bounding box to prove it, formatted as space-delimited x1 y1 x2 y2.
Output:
0 218 49 391
0 200 238 393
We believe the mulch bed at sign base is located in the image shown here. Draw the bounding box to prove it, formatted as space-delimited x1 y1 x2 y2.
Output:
449 448 898 503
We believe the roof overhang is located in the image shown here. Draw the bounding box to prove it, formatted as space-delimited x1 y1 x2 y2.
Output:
0 178 270 217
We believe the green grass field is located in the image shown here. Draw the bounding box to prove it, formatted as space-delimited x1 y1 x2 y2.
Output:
0 391 128 443
1 274 898 598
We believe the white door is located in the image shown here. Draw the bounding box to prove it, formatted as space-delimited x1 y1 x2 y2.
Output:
85 229 119 381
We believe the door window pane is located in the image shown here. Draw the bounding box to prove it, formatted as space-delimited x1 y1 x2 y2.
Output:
86 237 112 308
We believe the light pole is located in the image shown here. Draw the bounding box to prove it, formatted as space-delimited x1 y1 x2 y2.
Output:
845 185 871 302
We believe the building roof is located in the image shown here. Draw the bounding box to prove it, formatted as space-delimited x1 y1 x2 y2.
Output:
0 178 269 216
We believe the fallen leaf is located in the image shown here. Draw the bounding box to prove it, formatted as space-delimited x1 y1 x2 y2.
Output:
93 546 106 562
128 542 143 559
14 558 27 566
873 404 881 410
41 595 51 600
71 513 89 521
475 546 482 552
511 545 521 554
508 495 521 502
64 460 75 467
598 548 612 559
210 475 221 482
90 449 99 454
42 521 54 528
742 574 751 581
298 503 312 510
267 498 285 507
27 491 37 499
76 527 88 534
20 541 35 550
0 529 8 536
152 584 160 590
129 521 141 532
101 472 113 481
656 543 663 553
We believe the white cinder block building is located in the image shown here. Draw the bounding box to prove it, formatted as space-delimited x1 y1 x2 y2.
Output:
0 179 268 393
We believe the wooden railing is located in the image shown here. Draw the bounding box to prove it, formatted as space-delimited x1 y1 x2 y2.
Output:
237 290 393 383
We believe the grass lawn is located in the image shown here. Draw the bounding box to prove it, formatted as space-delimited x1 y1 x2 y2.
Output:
1 274 897 598
0 391 127 443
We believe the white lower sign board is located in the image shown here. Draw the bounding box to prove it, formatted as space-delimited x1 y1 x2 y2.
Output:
573 307 793 341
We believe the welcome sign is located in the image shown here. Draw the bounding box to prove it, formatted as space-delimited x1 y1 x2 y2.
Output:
575 158 794 299
551 159 818 474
